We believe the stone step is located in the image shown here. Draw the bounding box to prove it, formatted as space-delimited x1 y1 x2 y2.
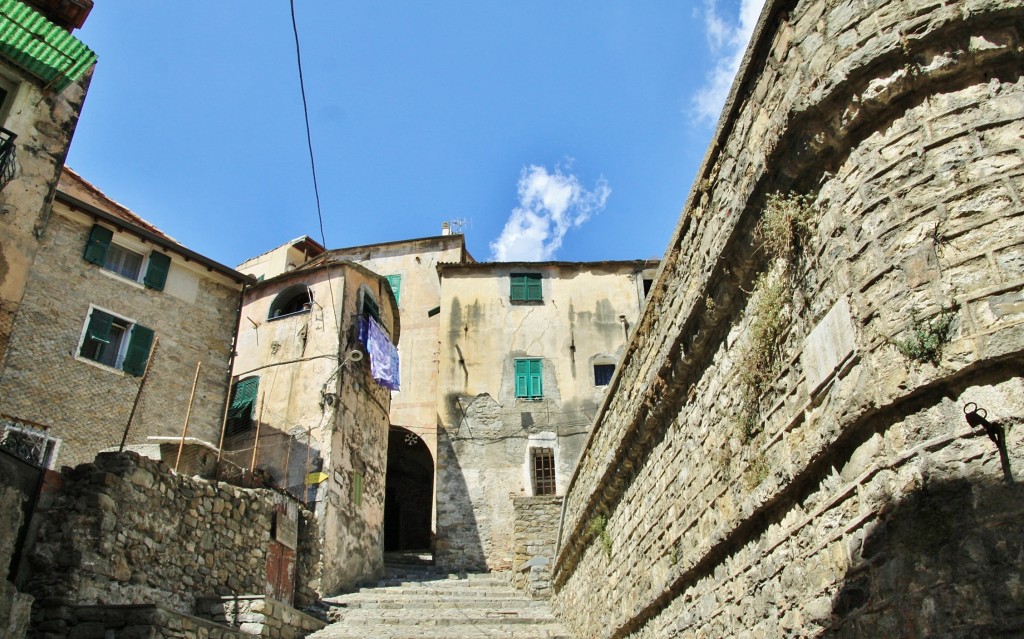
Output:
335 597 552 610
312 628 573 639
309 569 574 639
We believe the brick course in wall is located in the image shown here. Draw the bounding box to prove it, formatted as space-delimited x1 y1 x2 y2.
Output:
551 0 1024 637
511 495 563 599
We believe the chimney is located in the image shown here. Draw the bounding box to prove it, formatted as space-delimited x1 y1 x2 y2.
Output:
441 222 451 236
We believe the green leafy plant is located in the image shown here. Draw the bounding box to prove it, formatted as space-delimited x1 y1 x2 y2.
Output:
893 308 957 365
735 270 791 441
755 191 817 263
587 514 612 559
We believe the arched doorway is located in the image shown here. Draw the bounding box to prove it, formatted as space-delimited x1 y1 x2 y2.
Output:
384 427 434 552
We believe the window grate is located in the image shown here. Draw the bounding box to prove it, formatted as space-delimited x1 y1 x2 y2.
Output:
531 448 556 496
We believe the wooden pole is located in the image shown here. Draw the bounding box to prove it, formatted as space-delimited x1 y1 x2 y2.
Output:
174 361 202 472
120 336 159 452
249 394 265 471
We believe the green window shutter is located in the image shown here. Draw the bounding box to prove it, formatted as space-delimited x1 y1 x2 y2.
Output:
227 377 259 434
511 274 542 301
529 359 543 397
143 252 171 290
85 308 114 343
510 276 526 301
386 275 401 304
122 324 154 376
526 276 542 301
515 360 529 397
83 224 112 265
353 472 364 506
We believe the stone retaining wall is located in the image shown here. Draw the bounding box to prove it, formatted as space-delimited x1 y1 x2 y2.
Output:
26 452 320 637
511 496 562 599
551 0 1024 637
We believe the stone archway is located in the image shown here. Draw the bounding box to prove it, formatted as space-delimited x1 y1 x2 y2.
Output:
384 427 434 552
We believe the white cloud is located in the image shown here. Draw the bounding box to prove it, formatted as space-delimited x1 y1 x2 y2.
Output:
693 0 765 122
490 165 610 261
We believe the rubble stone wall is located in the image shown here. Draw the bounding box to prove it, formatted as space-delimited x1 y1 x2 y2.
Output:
26 452 319 636
511 495 562 599
552 0 1024 637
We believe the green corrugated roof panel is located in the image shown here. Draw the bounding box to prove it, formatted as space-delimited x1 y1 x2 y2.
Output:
0 0 95 92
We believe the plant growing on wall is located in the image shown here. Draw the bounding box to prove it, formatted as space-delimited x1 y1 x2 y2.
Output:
893 307 958 365
732 191 818 443
736 269 791 441
587 513 612 559
755 191 817 265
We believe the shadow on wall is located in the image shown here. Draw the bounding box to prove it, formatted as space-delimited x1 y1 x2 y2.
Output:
222 425 322 499
822 477 1024 637
434 408 486 571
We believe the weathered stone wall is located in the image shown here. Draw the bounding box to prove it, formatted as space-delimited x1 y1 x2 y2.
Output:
26 452 319 636
552 0 1024 637
435 262 654 572
0 206 240 467
0 470 33 639
0 57 92 368
232 260 398 594
511 495 562 599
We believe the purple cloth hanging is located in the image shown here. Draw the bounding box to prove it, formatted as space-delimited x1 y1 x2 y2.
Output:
361 316 400 391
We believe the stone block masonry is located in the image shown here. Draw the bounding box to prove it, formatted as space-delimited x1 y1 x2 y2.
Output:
551 0 1024 637
511 495 563 599
25 452 321 637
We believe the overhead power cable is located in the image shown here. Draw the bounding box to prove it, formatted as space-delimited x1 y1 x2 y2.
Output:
288 0 340 337
289 0 327 248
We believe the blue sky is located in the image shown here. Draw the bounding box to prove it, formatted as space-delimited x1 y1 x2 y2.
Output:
66 1 762 268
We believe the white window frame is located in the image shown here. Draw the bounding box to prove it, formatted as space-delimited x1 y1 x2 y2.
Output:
76 304 136 374
97 233 151 288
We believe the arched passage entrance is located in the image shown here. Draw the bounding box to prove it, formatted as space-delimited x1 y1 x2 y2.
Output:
384 427 434 552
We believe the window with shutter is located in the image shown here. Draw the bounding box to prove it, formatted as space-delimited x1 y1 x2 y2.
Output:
78 307 154 375
143 252 171 290
515 358 543 399
226 377 260 435
83 224 112 265
510 274 542 302
385 275 401 304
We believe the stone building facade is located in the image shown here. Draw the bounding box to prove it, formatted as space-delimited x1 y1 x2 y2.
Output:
551 0 1024 637
0 169 247 468
238 231 474 556
0 0 95 367
434 260 657 572
229 253 399 594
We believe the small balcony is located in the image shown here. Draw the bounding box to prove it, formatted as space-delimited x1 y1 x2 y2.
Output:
0 127 15 191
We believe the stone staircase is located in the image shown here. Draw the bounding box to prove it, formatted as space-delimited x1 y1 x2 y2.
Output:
309 554 574 639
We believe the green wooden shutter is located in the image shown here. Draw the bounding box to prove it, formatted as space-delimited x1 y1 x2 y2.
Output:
515 360 529 397
227 377 259 434
85 308 114 343
529 359 543 397
122 324 154 376
83 224 112 265
386 275 401 304
143 252 171 290
510 275 526 301
526 276 542 301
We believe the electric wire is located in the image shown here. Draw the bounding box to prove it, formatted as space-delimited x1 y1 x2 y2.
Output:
288 0 341 337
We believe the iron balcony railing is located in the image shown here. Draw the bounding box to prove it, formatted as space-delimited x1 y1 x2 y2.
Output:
0 126 15 190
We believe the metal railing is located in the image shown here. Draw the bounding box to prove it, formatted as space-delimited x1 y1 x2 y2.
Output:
0 126 16 190
0 414 59 469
